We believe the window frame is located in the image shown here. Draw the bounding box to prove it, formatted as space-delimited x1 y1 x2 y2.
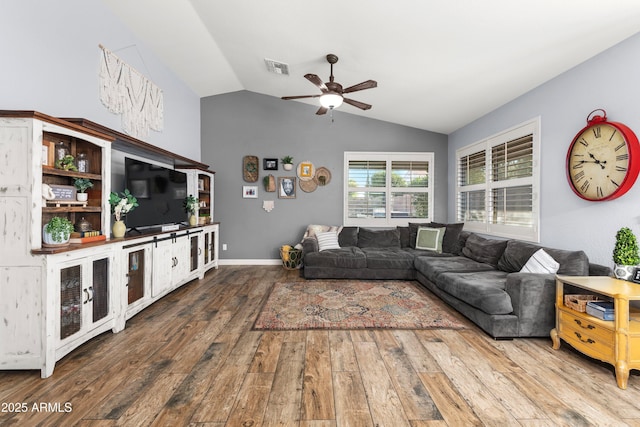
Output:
343 151 435 227
455 117 541 242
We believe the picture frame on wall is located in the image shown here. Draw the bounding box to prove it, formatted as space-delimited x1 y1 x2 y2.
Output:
278 177 296 199
263 158 278 170
243 185 258 198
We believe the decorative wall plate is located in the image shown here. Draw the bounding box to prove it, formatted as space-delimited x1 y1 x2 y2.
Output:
243 155 259 182
299 178 317 193
297 161 315 181
314 167 331 186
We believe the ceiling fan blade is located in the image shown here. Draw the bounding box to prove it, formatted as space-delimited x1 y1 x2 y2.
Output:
305 74 328 92
316 106 328 115
343 98 372 111
343 80 377 94
281 94 321 100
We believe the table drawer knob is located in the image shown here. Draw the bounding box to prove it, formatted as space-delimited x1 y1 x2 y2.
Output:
575 332 595 344
574 319 595 330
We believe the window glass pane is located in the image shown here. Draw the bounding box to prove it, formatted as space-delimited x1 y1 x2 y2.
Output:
491 185 533 226
347 191 386 219
390 192 429 219
492 135 533 182
459 151 485 186
391 161 429 188
348 160 386 188
458 190 486 222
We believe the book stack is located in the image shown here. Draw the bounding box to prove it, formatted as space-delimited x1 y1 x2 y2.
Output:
586 301 615 321
69 231 106 244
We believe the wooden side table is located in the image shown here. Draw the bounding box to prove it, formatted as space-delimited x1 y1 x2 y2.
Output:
551 275 640 389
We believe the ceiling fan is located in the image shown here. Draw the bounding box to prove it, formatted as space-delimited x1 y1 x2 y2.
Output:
282 54 377 115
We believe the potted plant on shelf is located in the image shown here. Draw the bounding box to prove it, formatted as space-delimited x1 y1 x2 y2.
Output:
55 154 77 171
73 178 93 202
613 227 640 280
109 189 139 238
281 155 294 171
42 216 74 247
183 194 199 226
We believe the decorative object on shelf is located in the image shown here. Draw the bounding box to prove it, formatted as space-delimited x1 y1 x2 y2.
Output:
183 194 199 225
299 178 317 193
278 177 296 199
55 154 77 171
243 185 258 199
42 216 74 247
263 158 278 170
54 141 69 165
48 184 77 202
243 155 259 182
99 44 164 139
314 167 332 186
42 183 55 202
198 214 210 225
281 155 294 171
74 217 92 233
198 178 205 191
76 152 89 173
567 109 640 201
263 200 275 212
613 227 640 280
297 161 315 181
263 175 276 192
109 189 139 238
73 178 93 202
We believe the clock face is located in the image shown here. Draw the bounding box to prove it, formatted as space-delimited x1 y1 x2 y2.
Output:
567 123 633 201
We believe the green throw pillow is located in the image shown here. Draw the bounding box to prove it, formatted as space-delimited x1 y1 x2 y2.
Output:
415 227 446 252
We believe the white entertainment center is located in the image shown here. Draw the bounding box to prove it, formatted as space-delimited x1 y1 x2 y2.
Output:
0 111 218 378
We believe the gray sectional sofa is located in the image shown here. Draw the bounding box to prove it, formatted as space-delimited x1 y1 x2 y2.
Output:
302 224 611 338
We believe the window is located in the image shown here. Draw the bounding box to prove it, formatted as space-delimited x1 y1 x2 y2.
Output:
344 152 434 226
456 118 540 242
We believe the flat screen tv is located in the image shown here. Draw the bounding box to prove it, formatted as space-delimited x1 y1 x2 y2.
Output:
124 157 188 231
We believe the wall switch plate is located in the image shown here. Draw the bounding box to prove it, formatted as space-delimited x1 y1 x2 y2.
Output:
222 243 227 251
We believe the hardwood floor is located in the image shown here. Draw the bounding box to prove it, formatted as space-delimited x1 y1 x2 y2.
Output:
2 265 640 426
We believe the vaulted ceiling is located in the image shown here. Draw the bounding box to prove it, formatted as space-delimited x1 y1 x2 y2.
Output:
102 0 640 133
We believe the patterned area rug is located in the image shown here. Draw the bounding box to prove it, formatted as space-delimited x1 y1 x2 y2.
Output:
253 280 467 330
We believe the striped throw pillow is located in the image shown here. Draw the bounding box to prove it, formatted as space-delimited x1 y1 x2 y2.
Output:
520 249 560 274
316 231 340 251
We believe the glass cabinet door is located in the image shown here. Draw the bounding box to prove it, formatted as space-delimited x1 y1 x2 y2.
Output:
92 258 109 323
60 265 82 340
190 235 199 272
127 249 145 305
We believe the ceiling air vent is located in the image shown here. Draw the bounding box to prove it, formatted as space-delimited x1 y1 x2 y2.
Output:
264 58 289 75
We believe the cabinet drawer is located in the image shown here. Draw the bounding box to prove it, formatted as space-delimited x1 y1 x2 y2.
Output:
562 325 614 361
559 310 614 342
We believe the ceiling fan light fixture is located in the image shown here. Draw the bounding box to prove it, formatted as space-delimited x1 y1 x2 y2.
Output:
319 92 343 109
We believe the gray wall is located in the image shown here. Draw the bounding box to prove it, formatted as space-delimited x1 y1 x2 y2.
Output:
448 32 640 267
201 91 448 261
0 0 201 161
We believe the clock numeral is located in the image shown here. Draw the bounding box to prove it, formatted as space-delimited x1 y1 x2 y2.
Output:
615 142 626 152
611 179 620 188
617 153 629 161
609 128 618 141
592 127 601 138
573 171 585 182
579 138 589 147
616 165 628 172
572 162 584 169
580 180 590 193
597 186 604 198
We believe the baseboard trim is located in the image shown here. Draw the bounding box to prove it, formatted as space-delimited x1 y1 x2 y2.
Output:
218 259 282 266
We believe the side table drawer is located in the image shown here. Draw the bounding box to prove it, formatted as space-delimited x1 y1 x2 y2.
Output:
559 311 614 360
559 310 614 341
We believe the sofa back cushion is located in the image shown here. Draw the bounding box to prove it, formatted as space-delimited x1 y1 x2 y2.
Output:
497 240 589 275
339 227 359 247
357 228 401 248
462 234 508 268
408 222 464 253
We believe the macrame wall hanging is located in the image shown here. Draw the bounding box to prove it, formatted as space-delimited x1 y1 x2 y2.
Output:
99 44 164 139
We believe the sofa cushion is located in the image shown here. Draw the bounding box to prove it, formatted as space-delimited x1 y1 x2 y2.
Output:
425 222 465 254
497 240 589 275
397 226 411 248
436 270 513 315
316 231 340 251
338 226 359 247
520 249 559 274
304 247 367 269
357 228 401 248
462 234 508 268
414 255 496 283
408 222 431 249
415 227 445 252
361 248 416 270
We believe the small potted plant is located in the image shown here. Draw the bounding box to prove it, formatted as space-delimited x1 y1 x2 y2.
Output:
109 189 139 238
42 216 74 247
73 178 93 202
183 194 199 226
613 227 640 280
55 154 77 171
281 155 294 171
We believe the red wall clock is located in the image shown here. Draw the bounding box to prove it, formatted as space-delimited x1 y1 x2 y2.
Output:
566 109 640 201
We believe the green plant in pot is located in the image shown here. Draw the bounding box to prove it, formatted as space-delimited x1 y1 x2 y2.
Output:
55 154 77 171
73 178 93 202
183 194 199 226
281 155 294 171
42 216 74 247
613 227 640 280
